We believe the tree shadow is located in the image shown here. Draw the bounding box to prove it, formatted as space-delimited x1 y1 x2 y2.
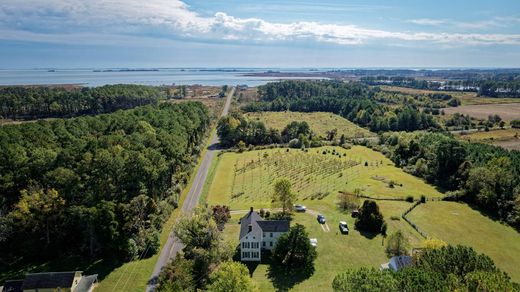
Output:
356 228 379 239
265 254 314 291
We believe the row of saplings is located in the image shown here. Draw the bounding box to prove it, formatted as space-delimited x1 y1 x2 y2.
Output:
155 204 317 292
339 198 519 291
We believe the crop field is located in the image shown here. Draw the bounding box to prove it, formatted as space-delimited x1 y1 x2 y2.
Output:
443 103 520 122
407 201 520 282
245 111 374 139
379 85 520 106
205 146 444 211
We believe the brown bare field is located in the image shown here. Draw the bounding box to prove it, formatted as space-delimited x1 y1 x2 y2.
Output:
492 139 520 151
379 86 520 105
443 103 520 122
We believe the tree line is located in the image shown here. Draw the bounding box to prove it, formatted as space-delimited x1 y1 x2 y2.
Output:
0 102 210 263
378 132 520 231
243 80 439 133
332 245 519 291
0 84 164 120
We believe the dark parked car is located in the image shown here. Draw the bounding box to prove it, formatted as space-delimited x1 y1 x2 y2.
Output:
339 221 349 234
317 214 326 224
351 209 360 218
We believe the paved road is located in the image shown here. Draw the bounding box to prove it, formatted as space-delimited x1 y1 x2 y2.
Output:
146 87 234 291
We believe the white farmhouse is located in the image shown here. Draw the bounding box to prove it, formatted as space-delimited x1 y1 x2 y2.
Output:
239 207 290 261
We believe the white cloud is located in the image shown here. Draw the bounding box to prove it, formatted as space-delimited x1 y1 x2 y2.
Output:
1 0 520 47
407 19 446 26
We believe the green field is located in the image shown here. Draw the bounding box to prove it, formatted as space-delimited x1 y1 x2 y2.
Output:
407 201 520 282
223 199 422 291
245 111 374 139
206 146 444 211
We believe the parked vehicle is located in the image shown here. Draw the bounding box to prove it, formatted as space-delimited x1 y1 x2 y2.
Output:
294 204 307 212
317 214 326 224
351 209 360 218
339 221 349 234
310 238 318 247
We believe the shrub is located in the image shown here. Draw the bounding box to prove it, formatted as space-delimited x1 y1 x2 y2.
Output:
385 230 409 257
420 195 426 203
405 196 414 202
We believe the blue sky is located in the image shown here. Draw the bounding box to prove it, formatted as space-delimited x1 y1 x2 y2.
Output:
1 0 520 68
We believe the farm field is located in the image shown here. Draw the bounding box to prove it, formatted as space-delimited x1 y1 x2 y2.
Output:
245 111 374 139
222 199 422 291
407 201 520 282
443 103 520 122
380 85 520 105
457 128 520 150
205 146 444 211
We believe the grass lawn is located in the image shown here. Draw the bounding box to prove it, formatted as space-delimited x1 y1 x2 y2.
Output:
222 199 422 291
206 146 444 211
245 111 374 139
407 201 520 282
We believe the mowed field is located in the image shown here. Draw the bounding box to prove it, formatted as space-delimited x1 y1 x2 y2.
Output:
245 111 374 139
443 103 520 122
457 128 520 150
223 200 422 291
380 85 520 106
407 201 520 282
205 146 444 211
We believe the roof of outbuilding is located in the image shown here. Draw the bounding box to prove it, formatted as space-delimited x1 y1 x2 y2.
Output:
22 271 78 289
2 280 23 292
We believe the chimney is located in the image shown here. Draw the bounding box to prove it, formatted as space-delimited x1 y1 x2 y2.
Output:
250 207 253 213
248 224 252 233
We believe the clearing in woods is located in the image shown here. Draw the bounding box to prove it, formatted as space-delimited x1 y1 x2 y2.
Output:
443 103 520 122
457 128 520 150
245 111 375 140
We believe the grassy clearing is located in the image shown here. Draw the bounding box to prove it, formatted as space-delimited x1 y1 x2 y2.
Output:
222 199 421 291
206 146 444 210
245 111 374 139
456 128 520 150
443 103 520 122
407 201 520 282
379 85 520 106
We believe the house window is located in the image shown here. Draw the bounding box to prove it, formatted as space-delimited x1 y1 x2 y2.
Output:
252 242 259 248
252 252 259 258
270 242 273 247
270 233 273 237
242 252 250 258
263 242 266 247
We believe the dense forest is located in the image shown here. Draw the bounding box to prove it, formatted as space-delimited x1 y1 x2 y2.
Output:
0 102 210 262
378 132 520 230
0 85 164 120
243 80 438 132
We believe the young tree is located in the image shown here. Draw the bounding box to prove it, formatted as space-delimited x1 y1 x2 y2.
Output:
207 261 256 292
354 200 385 233
337 191 359 212
272 178 296 214
212 205 231 231
156 255 195 292
272 224 317 274
385 230 409 257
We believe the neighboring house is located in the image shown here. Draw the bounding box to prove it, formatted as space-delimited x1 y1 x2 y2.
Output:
239 207 290 262
380 255 413 272
1 271 97 292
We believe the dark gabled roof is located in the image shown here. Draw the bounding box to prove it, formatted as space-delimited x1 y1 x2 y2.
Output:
2 280 23 292
239 210 263 239
22 272 77 289
257 220 290 233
